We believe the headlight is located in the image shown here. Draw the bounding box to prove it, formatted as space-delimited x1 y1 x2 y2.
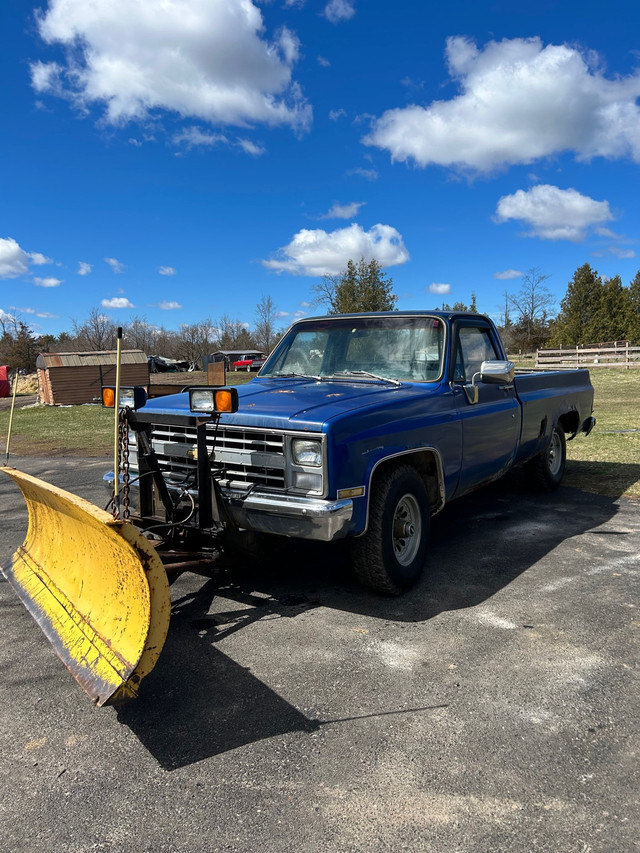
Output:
292 438 322 467
101 386 147 410
189 387 238 414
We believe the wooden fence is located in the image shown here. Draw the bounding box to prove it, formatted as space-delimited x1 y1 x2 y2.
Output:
536 342 640 369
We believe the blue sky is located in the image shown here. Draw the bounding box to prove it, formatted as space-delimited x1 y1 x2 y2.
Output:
3 0 640 337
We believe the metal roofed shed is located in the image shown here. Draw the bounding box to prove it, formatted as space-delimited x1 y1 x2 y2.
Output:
37 350 149 405
202 350 265 370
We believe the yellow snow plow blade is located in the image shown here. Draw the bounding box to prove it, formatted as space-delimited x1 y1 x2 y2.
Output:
1 466 171 706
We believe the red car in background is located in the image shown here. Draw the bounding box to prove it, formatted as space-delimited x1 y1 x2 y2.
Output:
232 355 266 372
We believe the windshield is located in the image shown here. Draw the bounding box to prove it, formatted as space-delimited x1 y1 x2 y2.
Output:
261 316 445 383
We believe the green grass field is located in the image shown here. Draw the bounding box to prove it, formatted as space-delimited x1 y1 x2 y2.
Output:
1 369 638 498
564 369 640 499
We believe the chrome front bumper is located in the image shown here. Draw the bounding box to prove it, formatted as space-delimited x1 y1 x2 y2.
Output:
103 472 353 542
225 491 353 542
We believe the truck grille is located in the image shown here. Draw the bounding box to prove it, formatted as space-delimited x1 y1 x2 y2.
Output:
146 423 286 490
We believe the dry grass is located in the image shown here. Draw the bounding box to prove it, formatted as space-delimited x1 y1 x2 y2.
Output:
564 369 640 499
1 368 638 498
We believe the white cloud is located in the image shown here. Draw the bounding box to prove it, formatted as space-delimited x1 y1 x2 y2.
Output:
263 223 409 276
318 56 331 68
494 269 524 280
364 36 640 172
237 138 266 156
173 127 229 150
158 266 176 276
495 184 613 242
0 238 31 278
173 127 265 156
320 201 364 219
324 0 355 24
102 297 134 308
105 257 124 273
77 262 92 275
609 247 636 259
14 306 59 318
29 252 52 265
329 108 346 121
595 226 625 239
429 283 451 295
0 238 53 278
347 167 378 181
31 0 311 133
158 300 182 310
33 277 63 287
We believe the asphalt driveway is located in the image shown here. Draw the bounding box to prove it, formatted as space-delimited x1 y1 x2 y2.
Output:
1 456 638 852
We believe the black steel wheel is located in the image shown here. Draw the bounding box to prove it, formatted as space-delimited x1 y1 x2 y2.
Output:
351 465 430 595
526 425 566 491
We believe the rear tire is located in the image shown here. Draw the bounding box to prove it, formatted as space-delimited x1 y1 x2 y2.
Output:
351 465 430 596
526 425 566 491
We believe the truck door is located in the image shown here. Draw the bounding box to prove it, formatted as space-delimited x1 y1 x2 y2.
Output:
451 320 520 495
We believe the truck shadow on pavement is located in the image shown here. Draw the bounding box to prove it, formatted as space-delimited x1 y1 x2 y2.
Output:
118 606 321 771
118 466 635 769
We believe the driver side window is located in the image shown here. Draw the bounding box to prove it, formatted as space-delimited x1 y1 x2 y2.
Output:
454 326 499 383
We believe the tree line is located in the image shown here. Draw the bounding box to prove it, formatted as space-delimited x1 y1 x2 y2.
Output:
3 259 640 372
0 295 282 372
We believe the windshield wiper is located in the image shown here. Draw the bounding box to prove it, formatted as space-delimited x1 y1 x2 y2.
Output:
329 370 402 387
269 372 324 381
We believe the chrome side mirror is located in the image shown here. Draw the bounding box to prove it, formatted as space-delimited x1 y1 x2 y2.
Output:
462 359 515 403
479 360 515 384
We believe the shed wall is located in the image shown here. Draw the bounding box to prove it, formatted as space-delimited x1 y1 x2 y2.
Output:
39 363 149 405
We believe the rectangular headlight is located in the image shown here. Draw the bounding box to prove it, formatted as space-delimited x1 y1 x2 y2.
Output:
292 438 322 467
189 386 239 414
101 386 147 410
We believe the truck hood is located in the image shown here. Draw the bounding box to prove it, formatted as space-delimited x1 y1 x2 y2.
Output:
143 377 440 431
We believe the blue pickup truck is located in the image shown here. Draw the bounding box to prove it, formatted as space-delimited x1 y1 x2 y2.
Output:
117 311 595 595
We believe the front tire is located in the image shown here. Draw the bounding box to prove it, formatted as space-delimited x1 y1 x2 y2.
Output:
351 465 430 595
527 425 566 491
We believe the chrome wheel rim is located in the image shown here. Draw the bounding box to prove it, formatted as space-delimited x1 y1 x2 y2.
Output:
392 493 422 566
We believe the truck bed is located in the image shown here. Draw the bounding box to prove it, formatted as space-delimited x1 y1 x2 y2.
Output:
513 368 594 464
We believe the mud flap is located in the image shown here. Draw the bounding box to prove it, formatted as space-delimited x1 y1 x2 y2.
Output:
1 466 171 706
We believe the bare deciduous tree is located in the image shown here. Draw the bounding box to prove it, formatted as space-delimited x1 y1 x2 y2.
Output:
254 295 280 354
72 308 117 351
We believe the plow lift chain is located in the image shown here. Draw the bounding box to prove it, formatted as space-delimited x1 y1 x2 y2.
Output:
116 408 131 521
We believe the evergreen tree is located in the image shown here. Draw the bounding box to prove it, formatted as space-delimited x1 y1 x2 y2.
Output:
440 293 478 313
550 264 603 346
599 275 631 343
627 270 640 344
314 258 397 314
7 322 41 371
